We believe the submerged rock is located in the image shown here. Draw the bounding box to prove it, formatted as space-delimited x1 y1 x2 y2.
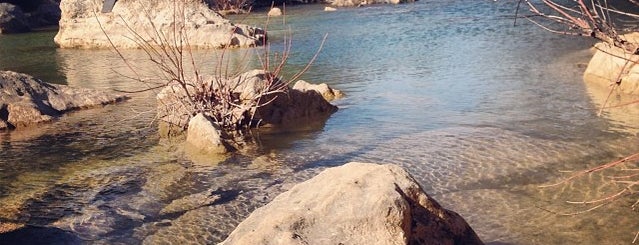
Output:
220 162 483 245
584 33 639 96
159 189 220 215
55 0 264 49
0 70 126 130
0 3 30 34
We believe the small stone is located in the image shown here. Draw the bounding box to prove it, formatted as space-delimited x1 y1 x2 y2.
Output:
293 80 344 102
267 7 282 17
186 113 229 154
324 6 337 11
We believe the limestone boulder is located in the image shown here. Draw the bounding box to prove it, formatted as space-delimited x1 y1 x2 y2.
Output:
292 80 344 101
0 3 30 34
0 70 127 130
220 162 483 245
186 113 229 154
584 33 639 96
55 0 264 49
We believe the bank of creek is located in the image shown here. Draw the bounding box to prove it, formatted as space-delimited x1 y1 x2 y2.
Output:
2 0 639 244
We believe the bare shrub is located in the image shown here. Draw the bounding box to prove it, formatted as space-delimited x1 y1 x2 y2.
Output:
97 0 326 135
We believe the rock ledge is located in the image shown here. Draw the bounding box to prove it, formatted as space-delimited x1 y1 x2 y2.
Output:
0 70 127 130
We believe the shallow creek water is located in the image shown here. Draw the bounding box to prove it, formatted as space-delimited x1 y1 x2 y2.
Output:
2 0 639 244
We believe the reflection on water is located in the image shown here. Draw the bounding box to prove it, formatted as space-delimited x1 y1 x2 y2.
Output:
585 76 639 135
1 0 639 244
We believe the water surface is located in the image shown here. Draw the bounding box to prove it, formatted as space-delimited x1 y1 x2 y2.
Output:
2 1 639 244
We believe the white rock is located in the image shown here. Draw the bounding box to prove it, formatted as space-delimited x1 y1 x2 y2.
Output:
324 6 337 11
267 7 282 16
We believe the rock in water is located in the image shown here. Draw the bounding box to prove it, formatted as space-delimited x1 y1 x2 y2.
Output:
55 0 264 49
186 113 229 154
267 7 282 16
157 70 338 134
584 33 639 96
220 162 483 245
0 70 126 130
0 3 30 34
324 6 337 11
292 80 344 102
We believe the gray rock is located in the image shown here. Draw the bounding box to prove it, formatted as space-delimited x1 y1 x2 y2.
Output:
0 3 30 34
186 113 229 154
220 162 483 245
55 0 263 49
0 70 126 129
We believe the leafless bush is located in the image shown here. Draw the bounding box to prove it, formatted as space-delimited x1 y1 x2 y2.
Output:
516 0 639 52
97 0 326 134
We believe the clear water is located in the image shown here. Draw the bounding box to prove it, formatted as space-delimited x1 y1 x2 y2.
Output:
2 1 639 244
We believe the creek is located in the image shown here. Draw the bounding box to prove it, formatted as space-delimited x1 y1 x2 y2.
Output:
1 0 639 244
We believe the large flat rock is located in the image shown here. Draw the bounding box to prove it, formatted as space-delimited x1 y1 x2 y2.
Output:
0 70 126 129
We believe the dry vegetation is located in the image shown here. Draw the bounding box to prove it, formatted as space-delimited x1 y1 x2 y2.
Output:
98 0 326 135
516 0 639 240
